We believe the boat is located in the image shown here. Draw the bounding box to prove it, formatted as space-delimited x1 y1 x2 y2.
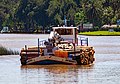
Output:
20 26 95 65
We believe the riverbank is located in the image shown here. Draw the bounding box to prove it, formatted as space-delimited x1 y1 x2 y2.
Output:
79 31 120 36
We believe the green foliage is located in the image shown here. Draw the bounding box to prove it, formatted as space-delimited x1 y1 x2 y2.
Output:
0 46 19 55
75 11 86 25
47 0 77 26
102 6 114 24
0 0 119 32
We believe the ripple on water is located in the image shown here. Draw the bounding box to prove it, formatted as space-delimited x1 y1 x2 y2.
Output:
0 35 120 84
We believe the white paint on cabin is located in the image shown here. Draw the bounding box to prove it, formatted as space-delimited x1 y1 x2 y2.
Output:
52 27 78 43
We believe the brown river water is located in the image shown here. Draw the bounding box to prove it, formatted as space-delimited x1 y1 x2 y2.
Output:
0 34 120 84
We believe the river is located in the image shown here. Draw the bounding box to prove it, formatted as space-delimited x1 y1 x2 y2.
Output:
0 34 120 84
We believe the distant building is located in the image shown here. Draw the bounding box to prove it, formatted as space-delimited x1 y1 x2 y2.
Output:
1 27 9 33
77 23 93 32
101 25 120 31
101 25 118 28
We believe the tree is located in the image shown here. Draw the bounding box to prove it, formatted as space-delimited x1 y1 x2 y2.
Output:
47 0 77 26
81 0 104 27
0 0 20 30
16 0 49 32
0 0 120 32
102 6 114 25
74 10 86 25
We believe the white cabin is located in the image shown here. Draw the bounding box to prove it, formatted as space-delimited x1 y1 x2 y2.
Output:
52 27 78 43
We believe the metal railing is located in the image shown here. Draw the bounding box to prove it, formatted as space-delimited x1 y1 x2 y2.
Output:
80 37 88 46
62 38 78 45
38 39 47 56
37 37 88 56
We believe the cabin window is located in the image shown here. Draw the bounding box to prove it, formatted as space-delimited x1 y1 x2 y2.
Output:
55 29 73 35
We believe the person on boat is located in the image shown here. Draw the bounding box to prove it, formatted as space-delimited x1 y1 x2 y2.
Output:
48 31 54 40
48 30 57 46
48 30 59 40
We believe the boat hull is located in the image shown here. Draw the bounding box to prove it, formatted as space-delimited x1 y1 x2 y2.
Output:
28 60 75 65
21 55 77 65
20 45 95 65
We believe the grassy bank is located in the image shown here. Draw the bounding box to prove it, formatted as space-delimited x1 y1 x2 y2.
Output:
79 31 120 36
0 46 19 55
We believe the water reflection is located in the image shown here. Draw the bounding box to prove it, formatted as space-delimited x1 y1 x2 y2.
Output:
21 65 94 84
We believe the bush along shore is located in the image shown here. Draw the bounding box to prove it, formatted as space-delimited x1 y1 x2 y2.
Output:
0 46 19 55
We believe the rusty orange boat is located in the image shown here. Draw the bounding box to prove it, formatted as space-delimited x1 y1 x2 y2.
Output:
20 26 95 65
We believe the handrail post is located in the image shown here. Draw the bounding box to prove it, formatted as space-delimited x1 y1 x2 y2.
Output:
38 38 40 56
77 38 78 46
87 38 88 46
25 45 28 60
80 38 82 46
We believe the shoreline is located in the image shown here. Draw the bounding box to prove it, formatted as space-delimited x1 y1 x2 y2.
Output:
79 31 120 36
79 34 120 36
0 32 50 34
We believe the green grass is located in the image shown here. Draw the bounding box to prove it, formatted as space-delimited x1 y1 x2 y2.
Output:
0 46 19 55
79 31 120 36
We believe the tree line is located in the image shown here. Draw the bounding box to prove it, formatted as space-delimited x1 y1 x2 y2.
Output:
0 0 120 33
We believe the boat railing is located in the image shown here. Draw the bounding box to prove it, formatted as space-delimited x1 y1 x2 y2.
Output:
63 37 88 46
38 39 47 46
38 39 47 56
63 38 78 45
63 38 74 42
79 37 88 46
37 37 88 56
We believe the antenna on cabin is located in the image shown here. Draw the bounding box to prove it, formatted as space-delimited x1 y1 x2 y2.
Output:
64 15 67 27
63 15 70 27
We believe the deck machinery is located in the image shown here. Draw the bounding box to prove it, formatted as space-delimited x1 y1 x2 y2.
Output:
20 27 95 65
